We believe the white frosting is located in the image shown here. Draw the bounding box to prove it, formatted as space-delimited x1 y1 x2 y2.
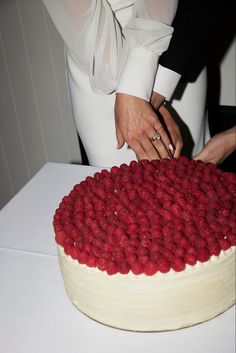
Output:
57 245 235 331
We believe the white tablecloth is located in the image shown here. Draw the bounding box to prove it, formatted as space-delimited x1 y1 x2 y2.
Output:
0 162 235 353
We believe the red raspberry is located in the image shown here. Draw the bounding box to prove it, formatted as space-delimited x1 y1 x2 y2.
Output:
144 261 159 276
70 247 79 260
218 239 231 251
106 261 119 275
162 249 175 262
160 209 174 222
113 250 125 262
209 242 221 256
87 256 98 267
186 246 197 256
227 234 236 246
157 258 171 273
131 262 143 275
128 190 138 200
97 257 109 271
55 230 66 245
185 254 197 266
179 237 191 249
175 247 186 258
195 238 208 249
138 215 150 226
110 166 120 175
127 254 138 265
77 251 89 264
138 254 149 265
125 245 137 255
172 257 185 272
118 261 130 274
197 247 210 262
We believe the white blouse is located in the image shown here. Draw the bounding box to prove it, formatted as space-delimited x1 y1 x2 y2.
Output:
42 0 178 101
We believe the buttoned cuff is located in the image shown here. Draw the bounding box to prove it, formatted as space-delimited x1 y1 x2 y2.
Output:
116 47 158 101
153 64 181 100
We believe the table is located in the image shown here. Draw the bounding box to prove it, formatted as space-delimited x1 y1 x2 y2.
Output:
0 162 235 353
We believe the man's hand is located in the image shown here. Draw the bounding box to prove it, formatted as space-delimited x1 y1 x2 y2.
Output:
151 91 183 158
158 104 183 158
115 93 173 161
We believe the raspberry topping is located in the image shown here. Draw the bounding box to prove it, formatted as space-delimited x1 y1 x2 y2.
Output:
53 157 236 275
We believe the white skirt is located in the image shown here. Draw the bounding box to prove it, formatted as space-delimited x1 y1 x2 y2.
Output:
66 51 209 168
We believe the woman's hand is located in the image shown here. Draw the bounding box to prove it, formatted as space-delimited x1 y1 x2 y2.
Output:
193 126 236 165
115 93 173 161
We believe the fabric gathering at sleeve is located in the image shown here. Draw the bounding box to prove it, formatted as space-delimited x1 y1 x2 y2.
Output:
42 0 177 99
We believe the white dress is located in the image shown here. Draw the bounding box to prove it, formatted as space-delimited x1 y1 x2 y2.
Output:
42 0 207 167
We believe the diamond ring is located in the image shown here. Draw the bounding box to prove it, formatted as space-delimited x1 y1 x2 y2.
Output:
150 133 161 142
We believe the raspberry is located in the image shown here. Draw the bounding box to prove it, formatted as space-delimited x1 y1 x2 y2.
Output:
172 257 185 272
138 254 149 265
131 262 143 275
128 190 138 200
87 256 98 267
160 209 174 222
97 257 109 271
227 234 236 246
70 247 79 260
106 261 119 275
144 261 159 276
185 254 197 266
175 247 186 258
157 258 171 273
77 251 89 264
118 261 130 274
127 254 138 265
163 249 175 262
110 166 120 175
218 239 231 251
197 247 210 262
209 242 221 256
186 246 197 256
55 230 66 245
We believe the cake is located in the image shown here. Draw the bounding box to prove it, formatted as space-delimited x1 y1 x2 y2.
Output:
53 157 236 331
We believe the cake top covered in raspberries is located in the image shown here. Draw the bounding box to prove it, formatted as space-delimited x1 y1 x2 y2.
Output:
53 157 236 275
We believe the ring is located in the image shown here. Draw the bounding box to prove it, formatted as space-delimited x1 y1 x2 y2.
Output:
150 133 161 142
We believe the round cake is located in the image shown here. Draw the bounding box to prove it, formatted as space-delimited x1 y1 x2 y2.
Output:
53 157 236 331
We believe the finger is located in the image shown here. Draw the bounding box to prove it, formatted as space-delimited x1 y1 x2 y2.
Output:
129 139 156 161
151 126 172 158
115 123 125 149
140 137 161 160
193 151 209 163
172 136 183 158
154 122 171 153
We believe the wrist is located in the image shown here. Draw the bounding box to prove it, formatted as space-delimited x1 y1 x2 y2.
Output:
151 92 166 110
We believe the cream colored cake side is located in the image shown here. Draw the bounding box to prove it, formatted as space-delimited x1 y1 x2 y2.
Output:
57 245 236 331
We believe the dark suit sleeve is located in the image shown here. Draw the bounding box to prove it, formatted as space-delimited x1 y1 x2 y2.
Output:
159 0 222 81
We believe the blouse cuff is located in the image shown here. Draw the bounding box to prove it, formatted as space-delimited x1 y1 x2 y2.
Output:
153 64 181 100
116 47 158 101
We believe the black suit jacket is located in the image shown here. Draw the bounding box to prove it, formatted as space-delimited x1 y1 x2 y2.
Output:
159 0 223 81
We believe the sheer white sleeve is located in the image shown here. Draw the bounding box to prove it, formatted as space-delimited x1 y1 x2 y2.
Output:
117 0 178 100
42 0 178 99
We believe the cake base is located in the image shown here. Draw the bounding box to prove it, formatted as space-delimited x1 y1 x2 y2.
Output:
58 245 235 332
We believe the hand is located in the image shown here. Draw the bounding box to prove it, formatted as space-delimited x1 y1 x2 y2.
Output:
115 93 173 160
193 126 236 164
158 104 183 158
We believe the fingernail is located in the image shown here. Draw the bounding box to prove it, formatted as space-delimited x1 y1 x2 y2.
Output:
168 144 174 152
